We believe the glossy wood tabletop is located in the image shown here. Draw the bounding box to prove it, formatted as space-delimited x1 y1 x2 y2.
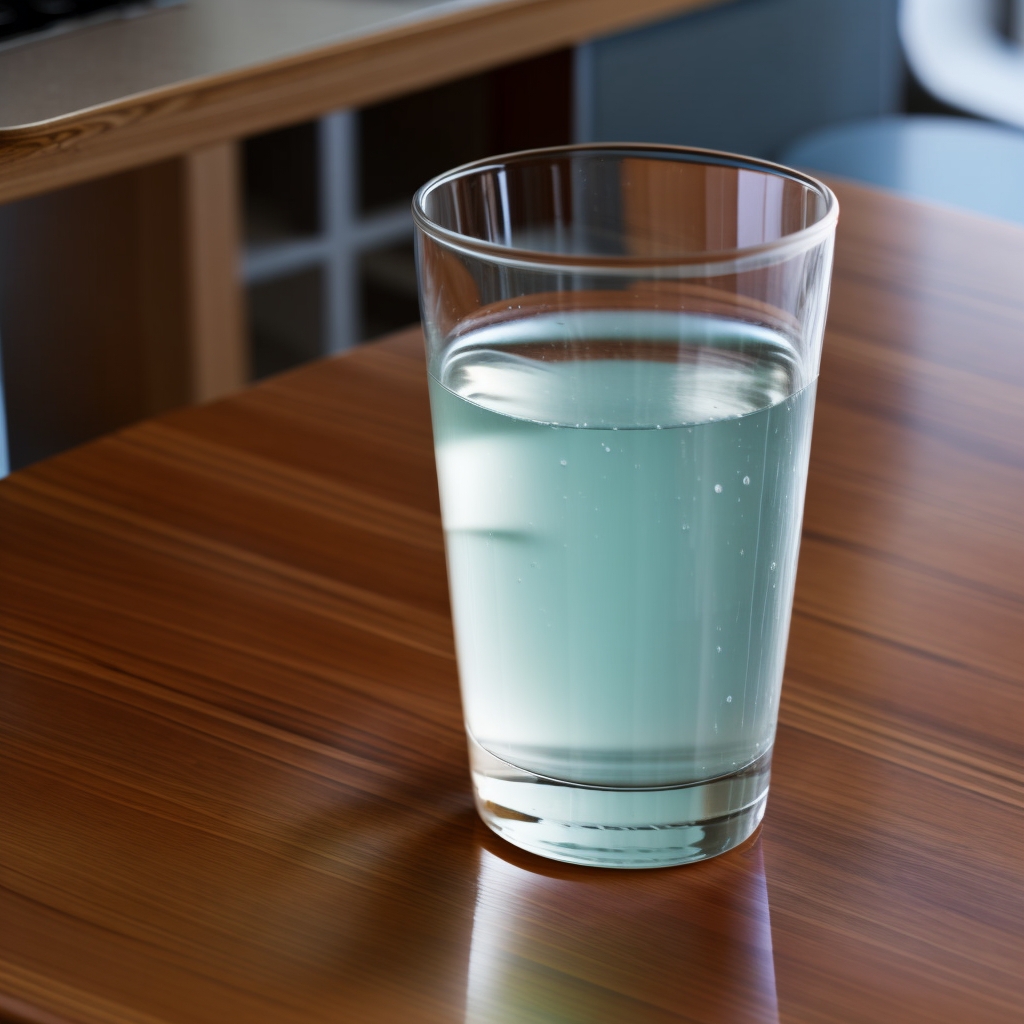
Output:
1 180 1022 1024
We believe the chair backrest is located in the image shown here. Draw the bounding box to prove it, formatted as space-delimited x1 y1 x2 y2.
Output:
900 0 1024 129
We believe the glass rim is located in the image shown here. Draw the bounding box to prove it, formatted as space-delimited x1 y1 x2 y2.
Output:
412 143 839 276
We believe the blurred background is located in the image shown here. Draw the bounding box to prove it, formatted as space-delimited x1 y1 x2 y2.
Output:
1 0 1022 471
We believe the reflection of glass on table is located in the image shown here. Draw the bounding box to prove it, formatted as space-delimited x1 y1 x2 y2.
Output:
465 836 780 1022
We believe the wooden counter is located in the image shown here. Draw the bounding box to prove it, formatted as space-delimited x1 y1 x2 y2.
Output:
0 0 726 435
0 0 723 204
1 180 1022 1022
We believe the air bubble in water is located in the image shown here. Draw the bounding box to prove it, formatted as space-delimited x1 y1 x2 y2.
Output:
714 484 723 493
560 459 567 466
726 695 733 703
743 475 751 485
770 561 777 571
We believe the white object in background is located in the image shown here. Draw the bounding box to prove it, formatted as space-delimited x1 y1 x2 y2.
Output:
900 0 1024 129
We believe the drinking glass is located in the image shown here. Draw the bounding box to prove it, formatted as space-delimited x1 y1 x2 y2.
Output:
413 145 837 868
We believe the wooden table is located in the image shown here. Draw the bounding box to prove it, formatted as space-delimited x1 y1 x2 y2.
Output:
1 180 1022 1023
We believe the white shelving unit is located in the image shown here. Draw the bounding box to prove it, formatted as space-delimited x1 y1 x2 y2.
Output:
242 110 415 355
242 45 594 358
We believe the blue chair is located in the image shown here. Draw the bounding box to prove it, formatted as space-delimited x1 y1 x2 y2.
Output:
781 114 1024 226
782 0 1024 226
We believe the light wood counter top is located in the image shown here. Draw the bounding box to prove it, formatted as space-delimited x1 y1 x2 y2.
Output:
0 0 724 203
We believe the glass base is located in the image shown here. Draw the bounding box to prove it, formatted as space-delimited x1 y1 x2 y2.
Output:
469 735 771 868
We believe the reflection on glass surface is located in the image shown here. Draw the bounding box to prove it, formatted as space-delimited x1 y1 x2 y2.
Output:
465 836 780 1023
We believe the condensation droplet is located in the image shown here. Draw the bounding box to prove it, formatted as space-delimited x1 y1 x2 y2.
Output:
714 484 723 493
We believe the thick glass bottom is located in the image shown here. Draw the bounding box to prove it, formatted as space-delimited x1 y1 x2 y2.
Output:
469 735 771 869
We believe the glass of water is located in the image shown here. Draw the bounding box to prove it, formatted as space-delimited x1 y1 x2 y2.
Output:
413 145 837 868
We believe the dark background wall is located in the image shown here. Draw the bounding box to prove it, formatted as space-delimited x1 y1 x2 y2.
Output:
586 0 903 158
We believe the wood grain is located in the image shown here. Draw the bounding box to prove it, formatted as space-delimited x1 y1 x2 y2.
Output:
0 0 724 205
184 142 248 402
1 181 1022 1023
